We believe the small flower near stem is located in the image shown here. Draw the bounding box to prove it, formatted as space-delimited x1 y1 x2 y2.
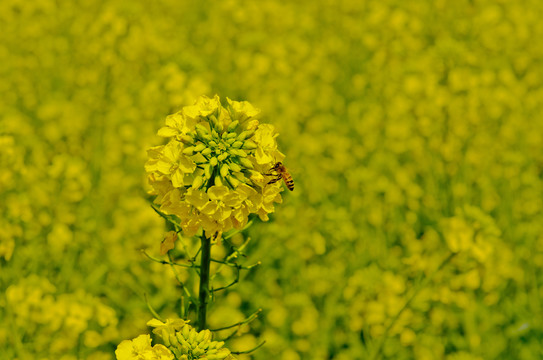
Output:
115 334 174 360
147 319 234 360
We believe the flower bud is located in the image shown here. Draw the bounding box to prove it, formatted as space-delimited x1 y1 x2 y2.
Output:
217 152 229 162
193 346 204 357
226 175 240 188
242 140 258 150
162 329 171 346
232 141 244 148
182 325 190 339
236 131 249 141
192 175 204 189
178 134 195 145
204 164 213 179
238 157 254 169
202 148 212 156
188 328 197 343
202 330 212 343
195 124 209 135
229 149 246 157
220 164 230 178
196 129 208 140
232 171 247 183
194 143 206 152
211 116 224 132
196 330 206 343
169 333 180 348
227 120 239 132
210 157 218 166
171 348 182 358
244 129 256 138
214 175 224 187
183 146 195 155
229 162 242 172
176 331 187 346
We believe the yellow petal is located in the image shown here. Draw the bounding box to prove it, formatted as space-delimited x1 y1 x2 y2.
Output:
222 192 242 207
255 147 273 165
245 119 259 130
163 142 180 162
178 155 196 173
200 200 220 215
160 231 177 255
182 218 200 237
182 104 201 119
258 210 269 221
147 319 166 328
236 183 258 199
131 334 153 351
185 189 209 208
171 169 185 188
144 159 159 173
152 344 174 360
227 97 261 118
217 207 231 221
208 185 229 200
156 160 173 175
147 145 164 159
231 208 247 226
157 126 179 137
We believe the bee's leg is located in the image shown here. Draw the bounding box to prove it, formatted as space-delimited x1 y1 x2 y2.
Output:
267 176 281 184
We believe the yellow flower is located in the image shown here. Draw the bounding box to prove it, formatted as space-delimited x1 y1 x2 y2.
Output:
146 95 288 237
226 97 261 122
155 142 197 188
115 334 174 360
157 113 194 140
183 95 221 119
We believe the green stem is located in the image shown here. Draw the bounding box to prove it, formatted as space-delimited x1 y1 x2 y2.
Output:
198 233 212 331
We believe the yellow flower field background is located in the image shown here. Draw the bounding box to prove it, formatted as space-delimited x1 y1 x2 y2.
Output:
2 0 543 359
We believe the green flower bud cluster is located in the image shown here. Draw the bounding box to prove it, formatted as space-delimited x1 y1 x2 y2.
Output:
153 320 232 360
182 117 258 190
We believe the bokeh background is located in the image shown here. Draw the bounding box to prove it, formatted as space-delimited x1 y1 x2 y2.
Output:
2 0 543 359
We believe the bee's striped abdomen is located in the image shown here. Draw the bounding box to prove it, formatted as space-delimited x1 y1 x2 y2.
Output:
283 174 295 191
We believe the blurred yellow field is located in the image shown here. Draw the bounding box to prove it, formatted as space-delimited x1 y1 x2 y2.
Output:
1 0 543 359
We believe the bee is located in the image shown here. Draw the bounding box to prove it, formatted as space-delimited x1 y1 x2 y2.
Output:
265 162 294 191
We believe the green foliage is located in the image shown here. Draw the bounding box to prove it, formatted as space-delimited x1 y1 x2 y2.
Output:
2 0 543 359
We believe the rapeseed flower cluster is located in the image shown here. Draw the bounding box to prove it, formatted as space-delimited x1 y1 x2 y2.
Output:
146 95 284 237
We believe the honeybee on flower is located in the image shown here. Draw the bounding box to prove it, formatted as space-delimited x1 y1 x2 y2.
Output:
265 161 294 191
